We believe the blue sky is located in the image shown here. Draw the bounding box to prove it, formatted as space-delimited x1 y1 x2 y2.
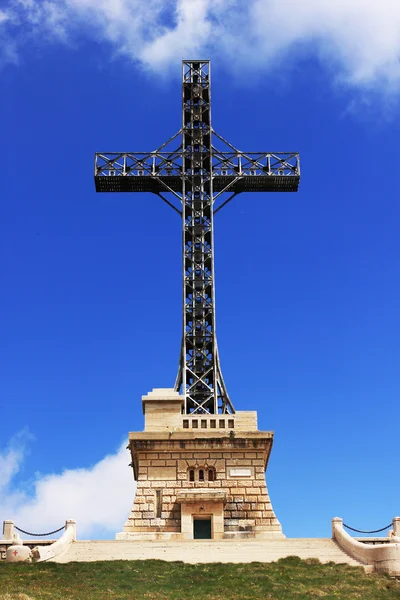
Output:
0 0 399 540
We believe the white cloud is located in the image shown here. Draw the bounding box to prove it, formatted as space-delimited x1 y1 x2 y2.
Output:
0 432 135 539
1 0 400 92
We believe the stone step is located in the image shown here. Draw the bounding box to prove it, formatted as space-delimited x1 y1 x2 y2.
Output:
52 538 364 567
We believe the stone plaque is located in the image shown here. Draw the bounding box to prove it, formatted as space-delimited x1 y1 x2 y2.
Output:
148 466 176 480
229 468 252 477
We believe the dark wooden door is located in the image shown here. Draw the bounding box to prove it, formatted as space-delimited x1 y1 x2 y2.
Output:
193 518 212 539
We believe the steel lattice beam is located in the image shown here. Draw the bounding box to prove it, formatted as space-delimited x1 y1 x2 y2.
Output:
95 150 300 195
94 60 300 414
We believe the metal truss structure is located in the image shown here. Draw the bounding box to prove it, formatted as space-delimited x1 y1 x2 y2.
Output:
94 60 300 415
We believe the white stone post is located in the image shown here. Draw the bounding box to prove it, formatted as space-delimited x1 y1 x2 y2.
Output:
2 520 14 540
65 519 77 541
332 517 343 538
393 517 400 537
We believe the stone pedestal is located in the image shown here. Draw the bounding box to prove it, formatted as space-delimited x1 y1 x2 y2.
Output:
393 517 400 537
116 388 284 540
2 521 14 540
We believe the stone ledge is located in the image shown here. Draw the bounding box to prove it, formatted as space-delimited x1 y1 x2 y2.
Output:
176 490 226 503
142 389 184 415
129 432 273 441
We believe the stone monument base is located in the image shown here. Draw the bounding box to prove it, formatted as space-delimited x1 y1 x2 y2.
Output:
118 389 284 541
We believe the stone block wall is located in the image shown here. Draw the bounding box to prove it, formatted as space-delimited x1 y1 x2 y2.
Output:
122 436 283 538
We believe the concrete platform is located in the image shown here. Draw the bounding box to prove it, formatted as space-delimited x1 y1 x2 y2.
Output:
52 538 364 567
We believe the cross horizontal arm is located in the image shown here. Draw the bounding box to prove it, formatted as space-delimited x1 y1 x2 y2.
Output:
94 150 300 195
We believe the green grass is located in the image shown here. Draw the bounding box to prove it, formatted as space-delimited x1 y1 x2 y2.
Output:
1 558 399 600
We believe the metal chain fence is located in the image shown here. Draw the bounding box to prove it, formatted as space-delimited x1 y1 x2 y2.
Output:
14 525 65 537
343 523 392 534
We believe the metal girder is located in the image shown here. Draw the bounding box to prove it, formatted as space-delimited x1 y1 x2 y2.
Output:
94 59 300 415
174 60 233 415
95 151 300 196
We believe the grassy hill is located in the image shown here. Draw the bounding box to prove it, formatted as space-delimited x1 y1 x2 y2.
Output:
1 557 399 600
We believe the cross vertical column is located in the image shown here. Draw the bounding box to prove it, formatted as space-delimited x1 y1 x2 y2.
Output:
176 61 233 415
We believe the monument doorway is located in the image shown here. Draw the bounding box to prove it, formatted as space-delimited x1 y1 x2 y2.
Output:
193 518 212 539
178 494 225 540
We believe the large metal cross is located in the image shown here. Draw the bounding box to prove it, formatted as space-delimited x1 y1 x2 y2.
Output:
94 60 300 416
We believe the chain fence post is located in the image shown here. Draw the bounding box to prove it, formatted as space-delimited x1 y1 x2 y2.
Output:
65 519 77 541
332 517 342 538
2 520 14 540
393 517 400 537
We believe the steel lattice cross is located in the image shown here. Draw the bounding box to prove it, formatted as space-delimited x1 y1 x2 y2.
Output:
94 60 300 415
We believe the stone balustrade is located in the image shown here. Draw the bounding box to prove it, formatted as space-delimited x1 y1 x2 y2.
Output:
332 517 400 576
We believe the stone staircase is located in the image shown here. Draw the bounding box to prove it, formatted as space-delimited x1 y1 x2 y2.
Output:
52 538 364 567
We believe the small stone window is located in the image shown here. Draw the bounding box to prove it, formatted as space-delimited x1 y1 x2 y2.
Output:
201 419 207 429
210 420 216 428
188 466 216 482
219 419 225 428
228 419 234 429
192 420 198 428
183 420 189 429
